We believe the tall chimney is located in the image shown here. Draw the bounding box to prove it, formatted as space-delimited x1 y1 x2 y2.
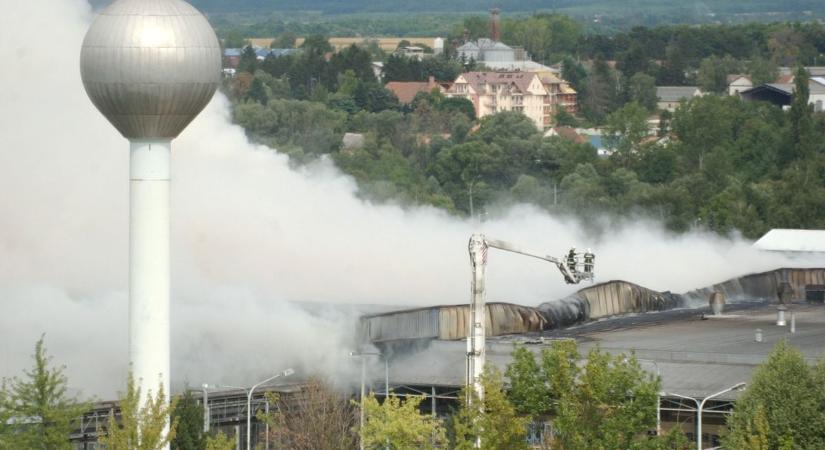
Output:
490 8 501 42
80 0 221 446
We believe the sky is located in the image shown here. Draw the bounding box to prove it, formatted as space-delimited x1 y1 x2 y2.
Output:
0 0 812 398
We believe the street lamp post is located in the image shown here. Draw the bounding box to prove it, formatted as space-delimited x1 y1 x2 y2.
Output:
246 368 295 450
665 382 746 450
201 384 210 433
350 351 390 450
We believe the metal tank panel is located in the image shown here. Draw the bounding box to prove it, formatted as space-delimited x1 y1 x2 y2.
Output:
80 0 221 139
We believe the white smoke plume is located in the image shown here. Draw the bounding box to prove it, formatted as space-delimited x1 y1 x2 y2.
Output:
0 0 811 398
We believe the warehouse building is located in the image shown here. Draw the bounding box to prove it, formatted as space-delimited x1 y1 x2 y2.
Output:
360 268 825 448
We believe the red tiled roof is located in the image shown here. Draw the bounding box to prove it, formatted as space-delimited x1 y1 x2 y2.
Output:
384 78 444 104
453 71 540 95
775 74 794 84
551 126 586 144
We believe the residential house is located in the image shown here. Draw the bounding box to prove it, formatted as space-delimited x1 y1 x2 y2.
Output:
656 86 703 112
385 77 450 104
223 47 298 69
741 78 825 111
727 75 753 96
223 48 242 69
777 66 825 79
540 73 578 115
395 46 426 60
447 71 550 130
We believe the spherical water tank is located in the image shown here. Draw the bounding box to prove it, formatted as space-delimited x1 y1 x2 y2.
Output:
80 0 222 139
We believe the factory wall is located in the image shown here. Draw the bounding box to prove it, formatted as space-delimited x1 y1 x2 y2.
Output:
359 268 825 344
683 268 825 304
360 303 547 343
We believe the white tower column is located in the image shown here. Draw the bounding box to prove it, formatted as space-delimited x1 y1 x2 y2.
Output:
129 139 171 409
467 234 487 401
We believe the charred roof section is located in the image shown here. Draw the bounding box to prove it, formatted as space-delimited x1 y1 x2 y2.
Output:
359 268 825 345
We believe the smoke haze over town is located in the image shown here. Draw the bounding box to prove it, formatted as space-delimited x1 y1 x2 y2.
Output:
0 0 812 398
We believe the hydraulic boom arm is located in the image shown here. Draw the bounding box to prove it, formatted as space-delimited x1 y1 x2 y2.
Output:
467 234 594 407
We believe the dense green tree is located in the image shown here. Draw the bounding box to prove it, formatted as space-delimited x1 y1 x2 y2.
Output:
360 393 445 449
769 28 809 66
438 96 476 121
506 347 552 417
452 367 530 450
560 163 610 212
554 108 579 127
505 341 681 449
171 390 204 450
223 30 247 49
581 56 621 123
234 99 347 158
237 45 258 74
725 341 825 449
300 34 333 56
205 432 235 450
221 16 825 242
420 55 464 82
328 44 376 87
432 140 503 216
561 57 587 93
99 374 178 450
271 31 296 48
383 54 418 82
658 42 688 85
697 55 740 93
354 82 400 112
747 53 779 85
605 101 651 167
628 72 658 111
0 336 89 450
502 14 582 63
786 65 816 164
618 41 651 78
672 95 739 171
636 144 677 184
454 15 488 41
260 53 295 79
245 77 269 105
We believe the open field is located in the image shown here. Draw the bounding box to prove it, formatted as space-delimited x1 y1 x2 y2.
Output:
248 36 441 50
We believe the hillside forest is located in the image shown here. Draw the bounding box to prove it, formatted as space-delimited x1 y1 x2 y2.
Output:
225 15 825 239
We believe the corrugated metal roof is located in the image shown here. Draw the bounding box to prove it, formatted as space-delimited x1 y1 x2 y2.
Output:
753 229 825 252
656 86 701 102
384 302 825 400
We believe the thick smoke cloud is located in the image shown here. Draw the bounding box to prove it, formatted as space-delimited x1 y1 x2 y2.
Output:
0 0 806 398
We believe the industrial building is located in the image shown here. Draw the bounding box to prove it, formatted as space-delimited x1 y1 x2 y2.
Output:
360 268 825 448
68 268 825 449
754 228 825 255
70 383 306 450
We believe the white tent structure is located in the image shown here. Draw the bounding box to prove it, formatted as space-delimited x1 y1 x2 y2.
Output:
753 229 825 253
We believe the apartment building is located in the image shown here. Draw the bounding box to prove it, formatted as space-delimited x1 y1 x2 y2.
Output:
540 73 578 115
447 71 551 130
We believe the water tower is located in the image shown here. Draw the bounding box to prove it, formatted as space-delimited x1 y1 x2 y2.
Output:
80 0 221 438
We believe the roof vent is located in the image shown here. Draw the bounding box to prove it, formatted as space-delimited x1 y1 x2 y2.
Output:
709 291 725 315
